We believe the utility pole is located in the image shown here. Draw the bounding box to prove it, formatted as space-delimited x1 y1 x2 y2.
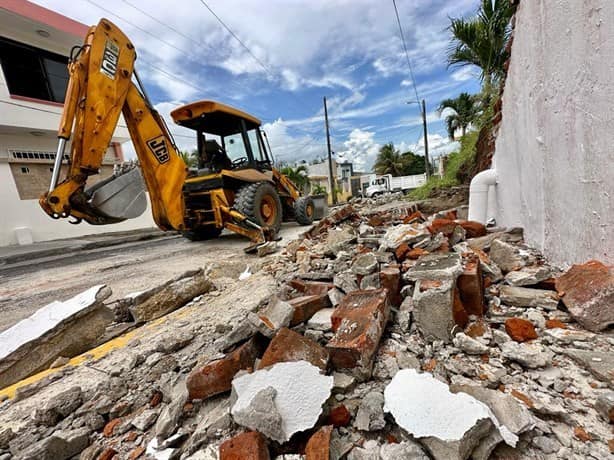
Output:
421 99 430 178
323 96 337 204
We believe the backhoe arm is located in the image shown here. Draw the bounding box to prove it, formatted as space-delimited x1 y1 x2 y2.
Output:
40 19 187 231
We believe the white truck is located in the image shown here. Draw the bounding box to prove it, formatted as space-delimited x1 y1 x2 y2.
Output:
364 173 427 198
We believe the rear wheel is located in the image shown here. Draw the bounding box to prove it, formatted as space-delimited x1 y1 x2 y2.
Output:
235 182 283 232
294 196 315 225
182 225 222 241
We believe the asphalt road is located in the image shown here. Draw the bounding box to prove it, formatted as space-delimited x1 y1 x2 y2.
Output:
0 223 307 333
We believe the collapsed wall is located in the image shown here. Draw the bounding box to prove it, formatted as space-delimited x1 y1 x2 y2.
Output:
492 0 614 266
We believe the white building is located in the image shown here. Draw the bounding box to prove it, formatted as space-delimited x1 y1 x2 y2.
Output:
0 0 155 246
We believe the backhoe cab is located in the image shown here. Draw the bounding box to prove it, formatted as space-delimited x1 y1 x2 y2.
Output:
39 18 315 250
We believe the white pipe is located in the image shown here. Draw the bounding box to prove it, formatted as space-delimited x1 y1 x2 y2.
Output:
468 169 497 223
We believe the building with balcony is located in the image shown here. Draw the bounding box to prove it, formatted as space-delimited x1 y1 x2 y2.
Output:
0 0 155 246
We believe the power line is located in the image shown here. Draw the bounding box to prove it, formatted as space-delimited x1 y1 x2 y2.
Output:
392 0 420 104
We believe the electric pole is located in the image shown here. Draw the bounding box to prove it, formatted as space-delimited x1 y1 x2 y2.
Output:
421 99 430 178
323 96 337 204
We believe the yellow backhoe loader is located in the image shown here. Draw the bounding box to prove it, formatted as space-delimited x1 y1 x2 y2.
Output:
39 19 315 251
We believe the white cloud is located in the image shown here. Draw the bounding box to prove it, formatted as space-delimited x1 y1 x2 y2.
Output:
409 134 460 158
451 67 478 82
336 128 380 172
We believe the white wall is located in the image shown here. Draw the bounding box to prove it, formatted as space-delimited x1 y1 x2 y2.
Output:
493 0 614 267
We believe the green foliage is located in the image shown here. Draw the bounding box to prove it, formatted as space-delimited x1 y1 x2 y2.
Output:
437 92 480 140
374 143 425 176
311 183 327 195
281 165 310 192
408 131 479 199
179 150 198 168
447 0 514 88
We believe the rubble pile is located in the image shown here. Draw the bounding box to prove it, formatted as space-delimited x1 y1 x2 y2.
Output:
0 198 613 460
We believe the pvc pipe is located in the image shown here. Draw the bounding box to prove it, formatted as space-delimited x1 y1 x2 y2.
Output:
468 169 497 223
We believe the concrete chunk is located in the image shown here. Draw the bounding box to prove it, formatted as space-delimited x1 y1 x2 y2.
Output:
130 269 213 323
505 266 552 286
355 391 385 431
499 286 559 310
489 239 525 273
404 253 463 282
231 361 333 443
500 341 552 369
248 297 294 338
379 224 430 250
413 279 456 343
0 285 112 388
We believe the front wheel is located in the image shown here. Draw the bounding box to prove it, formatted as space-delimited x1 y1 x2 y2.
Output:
235 182 283 232
294 196 315 225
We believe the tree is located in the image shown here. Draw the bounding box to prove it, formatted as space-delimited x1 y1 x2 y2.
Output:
373 143 404 176
400 151 426 175
437 92 479 140
447 0 514 89
281 165 310 192
311 183 327 195
179 149 198 168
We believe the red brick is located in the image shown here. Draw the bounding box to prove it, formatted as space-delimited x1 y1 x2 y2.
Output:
379 266 401 308
103 418 121 437
98 448 118 460
545 319 567 329
428 218 457 236
258 327 329 371
574 426 592 442
289 293 331 326
458 220 487 238
328 289 390 371
327 405 351 427
220 431 270 460
394 243 410 261
453 287 469 328
457 255 484 316
407 247 429 260
505 318 538 342
128 447 145 460
289 279 334 296
306 205 356 238
555 260 614 332
402 210 425 224
465 319 487 338
305 425 333 460
186 336 266 400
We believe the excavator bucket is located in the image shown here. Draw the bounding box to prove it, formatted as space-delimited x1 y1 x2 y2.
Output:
86 166 147 221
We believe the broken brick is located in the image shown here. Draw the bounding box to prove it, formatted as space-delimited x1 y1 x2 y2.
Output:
128 446 145 460
219 431 270 460
453 287 469 329
505 318 538 342
465 319 487 338
458 220 487 238
186 336 266 400
103 418 121 437
149 390 163 408
289 279 334 296
379 266 401 308
289 293 331 326
402 210 425 224
511 389 534 408
258 327 329 371
428 218 457 236
573 426 592 442
394 243 410 261
305 425 333 460
98 448 118 460
545 319 567 329
457 255 484 316
555 260 614 332
328 289 390 372
406 247 429 260
327 404 351 427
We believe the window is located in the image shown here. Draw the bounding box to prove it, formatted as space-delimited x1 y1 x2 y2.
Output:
21 167 30 174
247 129 268 162
222 133 248 163
0 37 69 103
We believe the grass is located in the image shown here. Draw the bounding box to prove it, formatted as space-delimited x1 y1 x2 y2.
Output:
408 130 479 200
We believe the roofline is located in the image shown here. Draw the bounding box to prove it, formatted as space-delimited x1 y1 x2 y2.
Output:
0 0 88 38
171 100 261 127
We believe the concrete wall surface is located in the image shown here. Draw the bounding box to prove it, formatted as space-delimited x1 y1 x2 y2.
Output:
493 0 614 267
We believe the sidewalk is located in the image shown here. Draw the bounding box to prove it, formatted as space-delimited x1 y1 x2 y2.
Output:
0 227 173 265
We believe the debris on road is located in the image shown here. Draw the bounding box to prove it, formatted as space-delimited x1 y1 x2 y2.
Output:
0 194 612 460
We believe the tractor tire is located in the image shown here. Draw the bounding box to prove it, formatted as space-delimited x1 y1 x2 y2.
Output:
294 196 315 225
182 225 222 241
235 181 283 232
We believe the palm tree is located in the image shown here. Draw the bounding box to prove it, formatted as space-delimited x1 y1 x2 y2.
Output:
281 165 310 192
373 143 404 176
438 92 479 140
447 0 514 89
179 150 198 168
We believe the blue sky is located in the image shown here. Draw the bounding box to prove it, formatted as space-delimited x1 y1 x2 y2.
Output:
35 0 482 171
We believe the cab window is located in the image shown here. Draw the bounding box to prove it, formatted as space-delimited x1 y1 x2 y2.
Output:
222 133 248 163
